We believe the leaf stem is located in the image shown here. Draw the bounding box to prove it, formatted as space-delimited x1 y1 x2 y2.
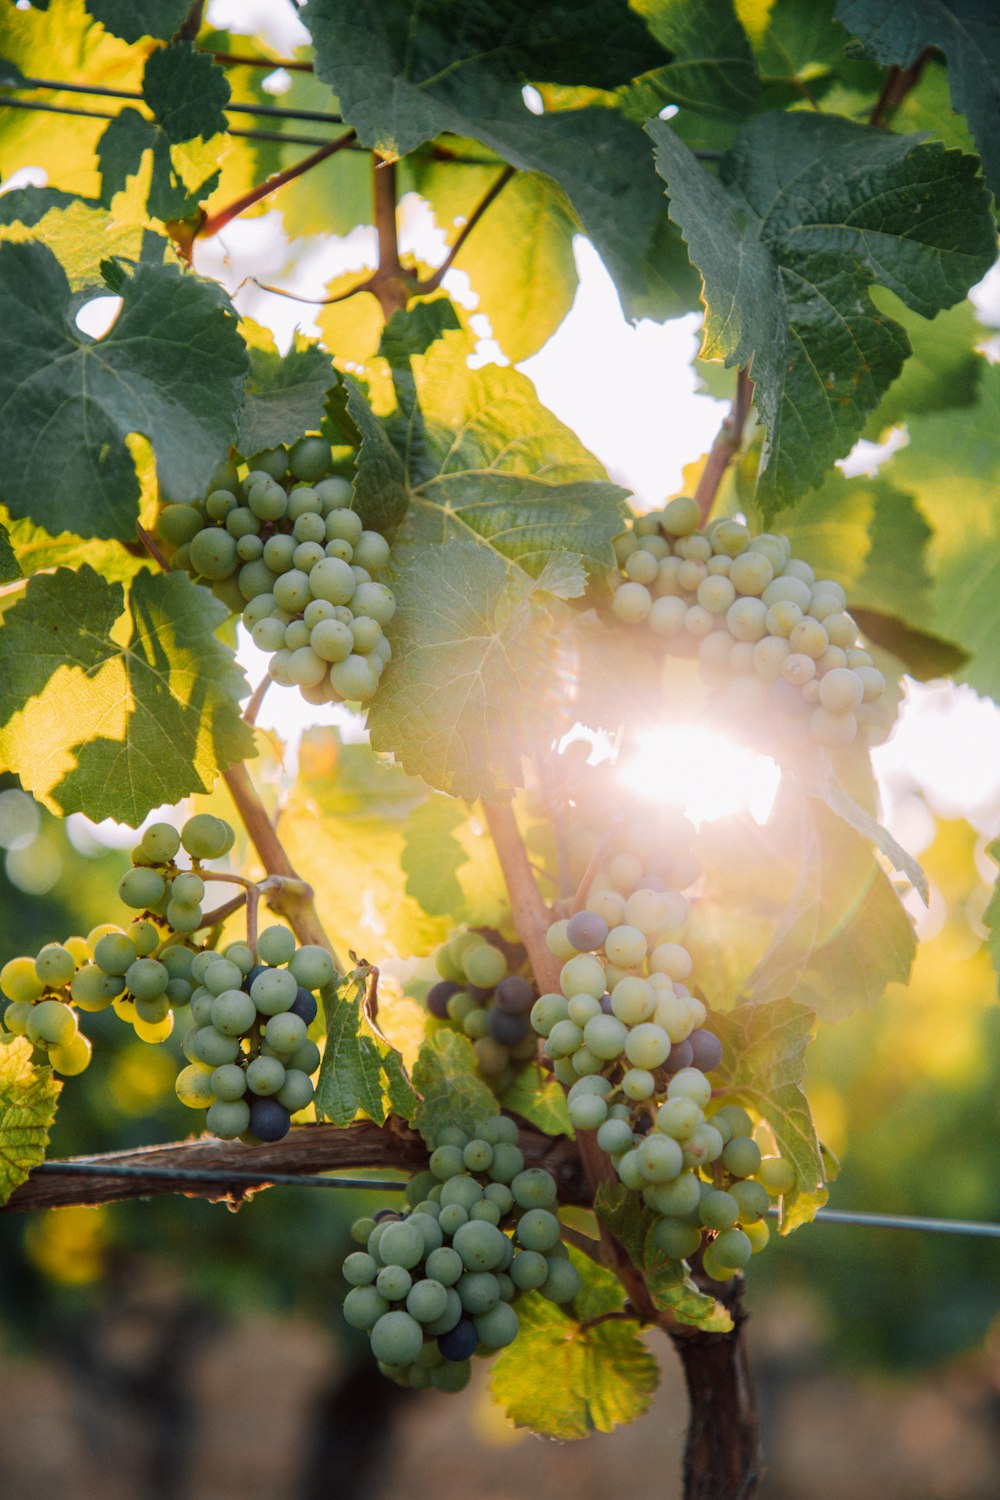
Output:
242 675 271 727
202 51 315 73
197 129 356 242
482 801 557 991
693 366 754 526
414 164 516 294
869 49 934 128
369 155 411 319
136 522 168 570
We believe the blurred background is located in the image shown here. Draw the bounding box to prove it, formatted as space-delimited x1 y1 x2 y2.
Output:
2 0 1000 1492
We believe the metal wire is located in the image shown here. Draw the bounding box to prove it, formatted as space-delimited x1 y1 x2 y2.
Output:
776 1206 1000 1239
0 96 365 151
15 76 346 127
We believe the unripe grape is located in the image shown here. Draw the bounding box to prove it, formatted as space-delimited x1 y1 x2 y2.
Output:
34 943 76 987
660 496 699 536
730 552 773 596
48 1032 93 1076
612 581 652 623
175 1063 216 1108
604 925 646 967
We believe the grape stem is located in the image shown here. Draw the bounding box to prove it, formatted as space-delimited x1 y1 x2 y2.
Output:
242 676 271 727
576 1308 643 1334
869 48 933 128
194 129 357 248
136 523 169 570
692 366 755 526
568 827 616 915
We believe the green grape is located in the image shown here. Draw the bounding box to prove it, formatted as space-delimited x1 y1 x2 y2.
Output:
229 510 262 542
48 1032 93 1076
175 1063 216 1108
288 1038 321 1074
206 1098 251 1139
343 1286 390 1331
351 581 395 625
538 1256 581 1303
3 1001 33 1035
657 1097 703 1141
462 1139 494 1173
529 992 568 1036
329 653 379 701
667 1068 713 1109
683 1122 725 1167
353 531 391 572
189 527 238 580
249 967 297 1016
276 1069 315 1112
252 617 286 653
756 1156 796 1195
511 1169 557 1210
203 958 244 996
456 1272 500 1315
210 1063 247 1101
210 988 256 1036
1 957 46 1003
438 1204 468 1236
610 976 655 1025
128 919 161 957
713 1227 752 1269
378 1220 426 1269
166 901 202 934
205 489 237 521
343 1251 378 1287
406 1279 449 1324
325 508 364 546
288 945 336 990
289 435 332 482
463 943 507 989
273 570 313 615
118 866 166 910
181 814 232 861
488 1143 524 1183
30 943 74 988
560 954 606 1001
652 1218 703 1259
478 1115 519 1147
308 556 356 605
624 1022 669 1070
94 932 137 977
71 964 121 1010
250 446 289 482
245 1055 286 1096
730 1179 770 1222
622 1068 656 1100
605 924 647 967
515 1209 561 1253
124 958 168 1002
264 1011 307 1055
699 1189 740 1230
568 1093 608 1131
722 1135 762 1179
644 1170 701 1218
596 1118 634 1156
452 1220 508 1271
157 503 204 546
637 1134 683 1183
376 1264 413 1301
189 1025 240 1066
473 1302 519 1349
256 925 297 966
316 476 353 511
440 1175 483 1212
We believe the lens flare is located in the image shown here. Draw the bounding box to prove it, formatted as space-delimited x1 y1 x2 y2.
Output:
618 726 781 827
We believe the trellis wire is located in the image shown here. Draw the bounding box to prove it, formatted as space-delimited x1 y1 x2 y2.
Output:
26 1161 1000 1235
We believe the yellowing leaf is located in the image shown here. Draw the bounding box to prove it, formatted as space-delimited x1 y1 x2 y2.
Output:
0 1037 61 1206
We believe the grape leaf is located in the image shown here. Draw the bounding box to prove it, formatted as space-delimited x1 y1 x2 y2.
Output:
886 363 1000 703
279 734 455 961
862 291 983 437
367 539 578 800
0 1037 61 1207
649 112 995 513
501 1062 573 1138
595 1183 732 1329
84 0 191 43
410 1029 498 1146
351 319 628 577
0 523 20 584
0 243 247 539
621 0 759 120
0 55 28 88
400 797 469 919
315 971 417 1127
302 0 671 312
0 187 80 227
142 40 229 142
490 1246 660 1438
709 999 827 1231
836 0 1000 196
235 335 340 457
0 190 152 292
0 566 255 824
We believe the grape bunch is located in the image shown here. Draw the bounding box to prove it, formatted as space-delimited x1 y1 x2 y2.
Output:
155 436 396 705
118 812 235 939
422 932 538 1089
174 923 334 1143
1 937 96 1076
343 1115 578 1390
611 498 890 750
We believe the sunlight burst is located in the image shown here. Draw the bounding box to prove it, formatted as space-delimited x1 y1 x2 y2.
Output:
617 726 781 827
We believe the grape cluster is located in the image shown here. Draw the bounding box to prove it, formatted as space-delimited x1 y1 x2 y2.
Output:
422 932 538 1089
175 923 334 1143
155 437 396 705
344 1115 577 1390
611 499 889 750
1 937 96 1076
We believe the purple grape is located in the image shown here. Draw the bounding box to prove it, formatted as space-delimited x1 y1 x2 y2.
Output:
665 1039 694 1073
373 1208 402 1224
565 910 609 953
600 992 614 1014
688 1029 723 1072
245 964 270 992
289 986 319 1025
488 1008 530 1045
466 983 494 1002
248 1096 291 1142
494 976 535 1014
427 980 460 1019
438 1317 478 1362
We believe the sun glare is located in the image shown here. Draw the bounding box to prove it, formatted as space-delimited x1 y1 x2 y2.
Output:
617 727 781 827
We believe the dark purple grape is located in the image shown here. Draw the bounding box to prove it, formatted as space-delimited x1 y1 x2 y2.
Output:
373 1208 402 1224
565 910 609 953
248 1096 291 1142
494 975 535 1014
438 1317 478 1362
426 980 460 1019
665 1039 694 1073
488 1007 530 1045
688 1029 723 1072
290 987 318 1025
245 964 270 992
600 992 614 1014
466 983 494 1003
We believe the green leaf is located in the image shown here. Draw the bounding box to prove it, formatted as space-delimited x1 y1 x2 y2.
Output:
279 732 456 961
0 187 80 227
410 1029 498 1146
621 0 759 120
0 1036 61 1206
490 1246 660 1438
863 291 984 437
0 55 28 88
886 363 1000 703
650 112 996 513
0 191 149 293
836 0 1000 196
595 1184 733 1329
401 796 469 919
143 40 230 143
353 319 627 577
709 999 828 1231
235 334 340 457
367 539 573 800
316 970 417 1127
811 766 927 903
84 0 191 43
0 566 255 823
0 505 148 587
501 1062 573 1138
0 243 248 540
0 523 21 584
303 0 671 313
